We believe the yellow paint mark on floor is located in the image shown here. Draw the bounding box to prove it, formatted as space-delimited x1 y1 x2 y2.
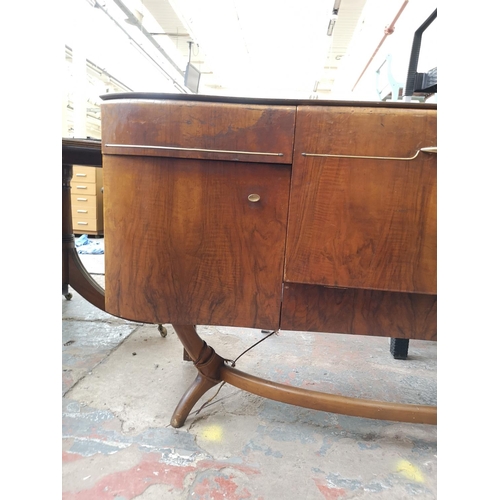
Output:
200 425 223 442
396 460 425 482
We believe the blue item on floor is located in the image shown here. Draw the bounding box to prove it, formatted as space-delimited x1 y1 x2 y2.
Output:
75 234 104 254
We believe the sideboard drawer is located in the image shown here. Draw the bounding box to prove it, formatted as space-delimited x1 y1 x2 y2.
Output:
285 105 437 295
281 282 437 340
101 99 296 164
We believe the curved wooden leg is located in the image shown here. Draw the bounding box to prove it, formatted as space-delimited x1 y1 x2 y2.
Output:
170 373 219 428
63 162 106 311
62 163 74 298
68 248 105 311
170 324 225 428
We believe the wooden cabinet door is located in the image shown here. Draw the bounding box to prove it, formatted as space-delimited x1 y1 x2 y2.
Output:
103 156 291 329
285 106 437 294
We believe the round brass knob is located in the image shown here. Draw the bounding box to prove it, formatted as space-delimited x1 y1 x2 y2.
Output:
248 194 261 203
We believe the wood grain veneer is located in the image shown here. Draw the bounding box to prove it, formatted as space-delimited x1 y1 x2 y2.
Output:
103 155 291 329
284 106 437 294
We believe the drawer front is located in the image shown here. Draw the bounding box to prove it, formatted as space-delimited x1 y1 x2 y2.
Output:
72 193 102 206
71 181 98 196
72 205 97 219
71 192 102 208
72 165 97 182
71 194 95 207
101 99 296 164
72 218 101 232
280 283 437 341
285 106 437 295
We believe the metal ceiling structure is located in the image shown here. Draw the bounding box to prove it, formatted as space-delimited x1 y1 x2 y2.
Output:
141 0 368 97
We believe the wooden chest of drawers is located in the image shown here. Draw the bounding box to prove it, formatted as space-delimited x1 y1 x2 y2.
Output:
70 165 103 235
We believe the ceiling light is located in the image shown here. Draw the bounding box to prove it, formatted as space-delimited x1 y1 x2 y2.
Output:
327 0 341 36
327 13 338 36
125 9 143 25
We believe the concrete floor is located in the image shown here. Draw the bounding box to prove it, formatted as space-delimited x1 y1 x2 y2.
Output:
62 240 437 499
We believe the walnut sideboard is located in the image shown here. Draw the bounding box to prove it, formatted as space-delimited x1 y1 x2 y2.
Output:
69 93 437 427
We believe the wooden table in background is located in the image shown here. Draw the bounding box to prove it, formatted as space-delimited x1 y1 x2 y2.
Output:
62 138 105 308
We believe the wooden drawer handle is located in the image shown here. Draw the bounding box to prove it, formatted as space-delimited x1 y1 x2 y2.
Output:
105 143 284 157
301 146 437 161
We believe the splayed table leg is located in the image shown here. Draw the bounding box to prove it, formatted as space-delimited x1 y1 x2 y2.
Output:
170 325 225 428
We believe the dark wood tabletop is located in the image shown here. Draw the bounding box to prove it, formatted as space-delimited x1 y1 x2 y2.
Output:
62 137 102 167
